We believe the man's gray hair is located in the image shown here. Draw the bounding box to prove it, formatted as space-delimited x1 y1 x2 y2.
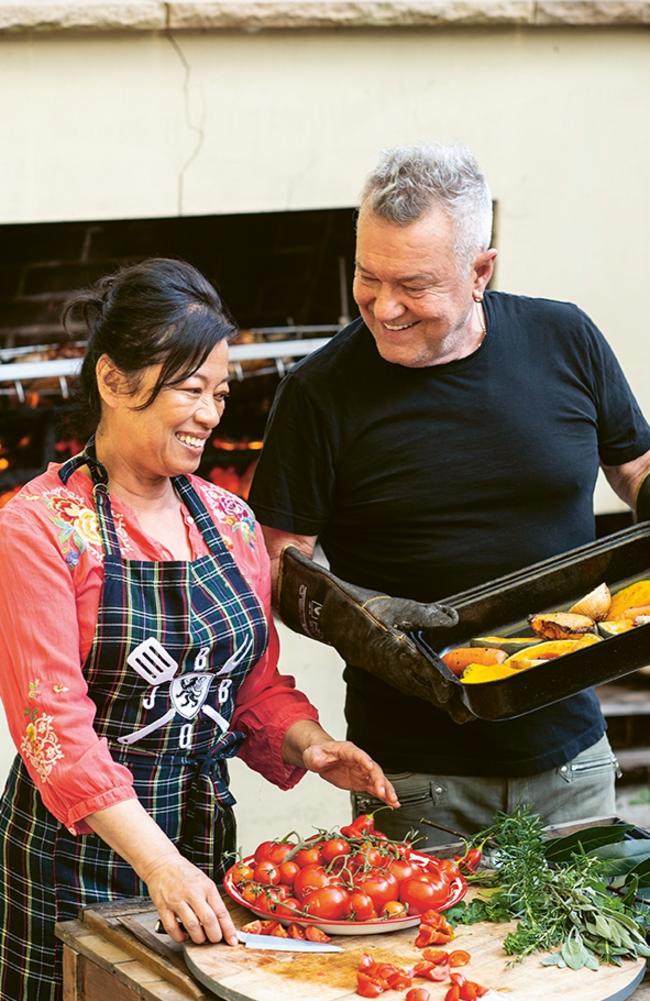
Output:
360 144 493 267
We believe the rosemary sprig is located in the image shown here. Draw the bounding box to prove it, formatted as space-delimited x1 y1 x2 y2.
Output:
447 805 650 969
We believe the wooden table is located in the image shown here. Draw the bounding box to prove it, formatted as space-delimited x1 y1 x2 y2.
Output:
57 896 650 1001
57 816 650 1001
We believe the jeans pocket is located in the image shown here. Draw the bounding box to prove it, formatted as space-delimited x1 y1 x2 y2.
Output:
559 749 621 784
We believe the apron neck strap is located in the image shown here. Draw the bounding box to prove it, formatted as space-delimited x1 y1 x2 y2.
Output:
58 436 121 556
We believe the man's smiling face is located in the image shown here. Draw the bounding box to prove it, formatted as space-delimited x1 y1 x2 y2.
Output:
353 202 493 368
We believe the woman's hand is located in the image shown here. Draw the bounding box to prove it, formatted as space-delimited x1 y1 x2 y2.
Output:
141 852 238 946
85 799 238 946
282 720 399 808
302 739 400 808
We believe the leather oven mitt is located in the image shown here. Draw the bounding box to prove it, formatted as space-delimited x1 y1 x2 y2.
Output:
277 546 474 724
636 471 650 523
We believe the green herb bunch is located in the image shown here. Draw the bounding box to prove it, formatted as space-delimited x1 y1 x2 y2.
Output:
445 805 650 970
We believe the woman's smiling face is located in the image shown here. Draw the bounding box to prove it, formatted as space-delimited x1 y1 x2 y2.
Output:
103 339 230 480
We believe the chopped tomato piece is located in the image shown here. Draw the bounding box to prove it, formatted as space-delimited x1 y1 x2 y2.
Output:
240 920 263 934
415 924 453 947
406 990 431 1001
356 972 384 998
445 987 461 1001
421 948 449 964
287 923 306 939
269 923 289 938
304 925 332 943
449 950 471 967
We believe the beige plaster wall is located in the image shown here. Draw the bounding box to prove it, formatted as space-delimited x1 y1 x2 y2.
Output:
1 25 648 509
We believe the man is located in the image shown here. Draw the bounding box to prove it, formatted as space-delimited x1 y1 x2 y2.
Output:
249 144 650 845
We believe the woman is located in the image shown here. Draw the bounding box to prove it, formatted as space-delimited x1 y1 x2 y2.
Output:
0 258 398 1001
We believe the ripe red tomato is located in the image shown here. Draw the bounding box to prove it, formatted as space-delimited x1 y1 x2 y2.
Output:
351 842 385 869
386 858 416 882
273 896 303 919
355 872 399 913
399 876 450 914
320 838 351 863
293 863 330 902
406 990 431 1001
230 861 255 885
347 891 377 921
382 900 408 919
253 840 275 863
303 886 350 920
253 861 280 886
277 860 300 885
439 858 462 880
293 844 323 868
240 883 263 906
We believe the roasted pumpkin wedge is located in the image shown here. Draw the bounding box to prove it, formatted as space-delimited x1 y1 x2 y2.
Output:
569 582 612 621
528 612 596 640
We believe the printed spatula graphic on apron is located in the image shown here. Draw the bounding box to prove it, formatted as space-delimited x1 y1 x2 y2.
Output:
119 635 254 746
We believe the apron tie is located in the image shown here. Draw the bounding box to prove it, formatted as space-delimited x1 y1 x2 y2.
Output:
180 730 246 878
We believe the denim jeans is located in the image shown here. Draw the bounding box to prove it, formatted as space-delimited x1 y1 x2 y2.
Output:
351 735 620 849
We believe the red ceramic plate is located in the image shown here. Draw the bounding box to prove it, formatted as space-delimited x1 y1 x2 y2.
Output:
223 851 467 936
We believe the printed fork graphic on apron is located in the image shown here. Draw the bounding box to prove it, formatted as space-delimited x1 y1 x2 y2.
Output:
118 634 254 748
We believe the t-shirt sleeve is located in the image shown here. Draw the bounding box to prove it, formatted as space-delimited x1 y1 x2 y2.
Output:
248 372 336 535
0 500 136 834
231 520 319 790
579 309 650 465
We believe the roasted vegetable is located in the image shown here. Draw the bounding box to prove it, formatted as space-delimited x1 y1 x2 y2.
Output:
528 612 595 640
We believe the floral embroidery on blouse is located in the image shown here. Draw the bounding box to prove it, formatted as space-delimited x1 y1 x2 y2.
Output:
26 488 132 566
21 681 64 783
20 713 64 783
203 486 256 548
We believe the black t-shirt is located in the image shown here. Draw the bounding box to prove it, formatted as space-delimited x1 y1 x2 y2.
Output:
250 292 650 776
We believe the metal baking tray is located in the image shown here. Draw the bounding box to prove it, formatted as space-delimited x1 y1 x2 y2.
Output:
411 523 650 721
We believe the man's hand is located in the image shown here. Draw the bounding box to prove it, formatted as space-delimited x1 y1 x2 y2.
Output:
277 546 473 723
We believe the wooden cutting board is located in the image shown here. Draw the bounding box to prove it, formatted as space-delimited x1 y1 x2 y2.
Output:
183 900 647 1001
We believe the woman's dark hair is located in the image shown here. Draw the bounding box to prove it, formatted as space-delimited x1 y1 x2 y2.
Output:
62 257 236 438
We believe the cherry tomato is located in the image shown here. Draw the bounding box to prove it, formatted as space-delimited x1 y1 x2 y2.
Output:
273 896 303 919
294 844 323 868
352 842 385 868
253 861 280 886
278 860 301 885
240 883 263 906
293 863 331 901
230 861 255 885
386 858 416 882
355 872 399 913
406 990 431 1001
347 891 377 921
303 886 350 920
320 838 351 863
382 900 408 919
253 840 275 864
399 877 450 915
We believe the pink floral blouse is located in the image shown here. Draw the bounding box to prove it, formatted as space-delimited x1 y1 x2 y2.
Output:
0 463 318 834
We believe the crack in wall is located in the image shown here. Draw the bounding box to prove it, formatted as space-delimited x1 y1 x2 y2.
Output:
165 30 205 216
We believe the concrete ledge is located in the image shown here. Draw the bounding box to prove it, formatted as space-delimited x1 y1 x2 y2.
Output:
0 0 648 33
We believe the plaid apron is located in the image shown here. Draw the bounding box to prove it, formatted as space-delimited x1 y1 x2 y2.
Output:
0 442 268 1001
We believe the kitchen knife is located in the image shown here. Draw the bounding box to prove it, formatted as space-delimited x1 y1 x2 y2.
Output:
237 930 342 953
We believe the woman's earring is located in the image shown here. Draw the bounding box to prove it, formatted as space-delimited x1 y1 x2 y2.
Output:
473 292 483 303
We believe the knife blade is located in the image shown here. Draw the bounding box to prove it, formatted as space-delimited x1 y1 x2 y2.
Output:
237 930 342 953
